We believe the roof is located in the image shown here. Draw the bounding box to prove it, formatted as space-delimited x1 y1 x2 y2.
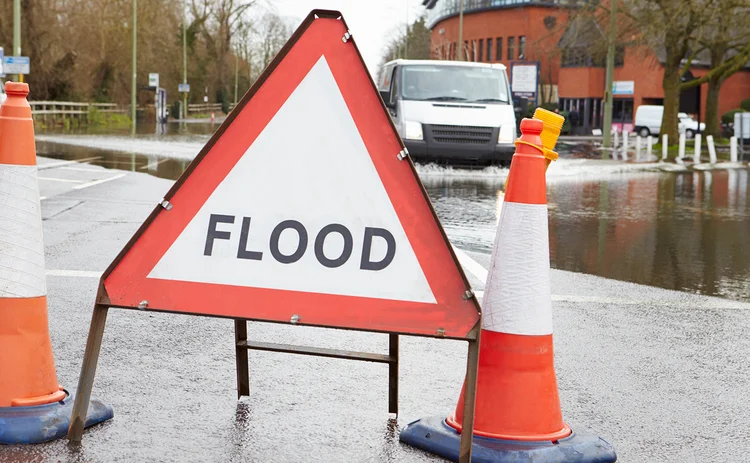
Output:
381 59 508 71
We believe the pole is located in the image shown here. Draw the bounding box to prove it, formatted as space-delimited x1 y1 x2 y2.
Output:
131 0 137 136
602 0 617 156
457 0 465 61
183 2 188 121
404 3 409 59
234 51 239 107
13 0 21 82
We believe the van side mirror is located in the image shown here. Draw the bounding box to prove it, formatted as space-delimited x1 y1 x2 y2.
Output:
380 90 394 109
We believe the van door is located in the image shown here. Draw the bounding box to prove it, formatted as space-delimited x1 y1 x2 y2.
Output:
387 66 402 132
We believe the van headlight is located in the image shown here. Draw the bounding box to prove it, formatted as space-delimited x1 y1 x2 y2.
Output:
404 121 424 140
498 125 515 144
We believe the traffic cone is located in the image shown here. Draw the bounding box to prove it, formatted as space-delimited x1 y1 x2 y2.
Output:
0 82 113 444
400 118 617 462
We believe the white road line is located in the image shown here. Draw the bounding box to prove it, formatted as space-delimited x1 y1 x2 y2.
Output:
138 159 169 170
72 173 127 190
61 167 106 173
37 156 101 170
39 196 47 201
452 245 488 282
38 176 84 183
46 269 101 278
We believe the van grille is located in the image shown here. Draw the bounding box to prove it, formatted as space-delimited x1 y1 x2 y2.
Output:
428 124 494 145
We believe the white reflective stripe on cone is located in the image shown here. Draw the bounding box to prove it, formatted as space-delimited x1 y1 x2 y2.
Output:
0 164 47 298
482 201 552 335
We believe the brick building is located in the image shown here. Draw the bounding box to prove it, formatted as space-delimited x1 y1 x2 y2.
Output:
423 0 750 133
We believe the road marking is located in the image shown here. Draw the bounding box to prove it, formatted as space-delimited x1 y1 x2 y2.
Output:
452 245 488 282
46 269 101 278
38 176 84 183
37 156 101 170
72 173 127 190
61 167 105 173
40 196 47 201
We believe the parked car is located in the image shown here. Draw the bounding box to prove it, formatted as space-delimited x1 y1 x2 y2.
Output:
378 59 516 166
634 105 705 138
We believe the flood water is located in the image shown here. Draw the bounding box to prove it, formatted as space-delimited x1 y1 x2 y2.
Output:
36 123 750 302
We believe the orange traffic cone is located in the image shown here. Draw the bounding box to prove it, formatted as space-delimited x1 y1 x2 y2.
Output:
400 118 616 462
0 82 113 444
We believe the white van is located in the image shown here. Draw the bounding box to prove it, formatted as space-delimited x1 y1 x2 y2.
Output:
377 59 516 165
634 105 705 138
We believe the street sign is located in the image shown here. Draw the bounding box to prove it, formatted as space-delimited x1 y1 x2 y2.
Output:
3 56 30 75
612 80 634 95
178 83 190 93
149 73 159 88
510 62 539 104
100 12 479 338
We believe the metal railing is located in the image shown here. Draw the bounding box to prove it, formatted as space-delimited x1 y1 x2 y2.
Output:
29 101 127 116
187 103 223 114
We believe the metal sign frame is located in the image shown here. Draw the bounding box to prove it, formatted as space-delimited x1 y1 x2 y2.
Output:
66 10 481 462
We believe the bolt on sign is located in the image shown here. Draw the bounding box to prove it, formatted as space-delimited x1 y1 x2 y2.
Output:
68 10 482 462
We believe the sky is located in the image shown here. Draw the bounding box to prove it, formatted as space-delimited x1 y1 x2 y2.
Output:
268 0 428 74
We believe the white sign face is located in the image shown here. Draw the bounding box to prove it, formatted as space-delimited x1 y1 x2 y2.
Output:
511 64 537 94
3 56 30 74
149 73 159 88
178 83 190 93
613 80 635 95
148 57 436 304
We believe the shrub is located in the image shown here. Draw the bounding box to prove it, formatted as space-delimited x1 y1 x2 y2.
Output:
722 109 743 124
740 99 750 112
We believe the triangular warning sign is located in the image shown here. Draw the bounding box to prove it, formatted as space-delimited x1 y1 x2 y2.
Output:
102 10 480 338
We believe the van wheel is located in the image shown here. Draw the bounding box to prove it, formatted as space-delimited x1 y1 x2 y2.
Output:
685 129 695 139
638 127 650 137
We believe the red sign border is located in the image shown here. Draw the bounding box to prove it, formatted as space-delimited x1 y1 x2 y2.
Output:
97 10 481 341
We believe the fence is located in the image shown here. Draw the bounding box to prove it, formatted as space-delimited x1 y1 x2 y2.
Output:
29 101 128 127
187 103 223 115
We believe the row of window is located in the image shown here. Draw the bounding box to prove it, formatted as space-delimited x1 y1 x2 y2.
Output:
439 36 527 62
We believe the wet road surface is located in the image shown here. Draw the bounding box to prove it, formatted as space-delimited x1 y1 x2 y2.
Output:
1 157 749 462
36 136 750 302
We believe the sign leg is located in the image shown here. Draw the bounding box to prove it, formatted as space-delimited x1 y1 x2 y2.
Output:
68 304 110 442
234 319 250 398
388 334 399 415
458 336 480 463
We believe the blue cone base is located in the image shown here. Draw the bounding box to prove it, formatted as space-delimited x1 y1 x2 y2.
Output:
0 389 113 444
400 416 617 463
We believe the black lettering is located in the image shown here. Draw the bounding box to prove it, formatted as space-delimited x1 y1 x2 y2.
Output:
360 227 396 271
269 220 308 264
204 214 235 256
237 217 263 260
314 224 353 268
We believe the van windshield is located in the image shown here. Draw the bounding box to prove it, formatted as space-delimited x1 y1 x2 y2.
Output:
400 65 510 104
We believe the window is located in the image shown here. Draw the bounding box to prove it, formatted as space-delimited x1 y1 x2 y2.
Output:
487 37 493 61
478 39 484 62
518 36 526 60
496 38 502 60
612 98 634 123
399 64 510 104
508 37 515 60
463 41 468 61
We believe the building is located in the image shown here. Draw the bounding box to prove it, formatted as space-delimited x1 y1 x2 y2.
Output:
423 0 750 133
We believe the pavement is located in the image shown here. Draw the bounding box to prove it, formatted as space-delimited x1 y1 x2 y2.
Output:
2 156 749 462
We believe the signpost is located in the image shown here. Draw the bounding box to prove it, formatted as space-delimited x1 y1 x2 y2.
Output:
510 62 539 105
148 72 159 88
67 10 481 462
2 56 30 75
